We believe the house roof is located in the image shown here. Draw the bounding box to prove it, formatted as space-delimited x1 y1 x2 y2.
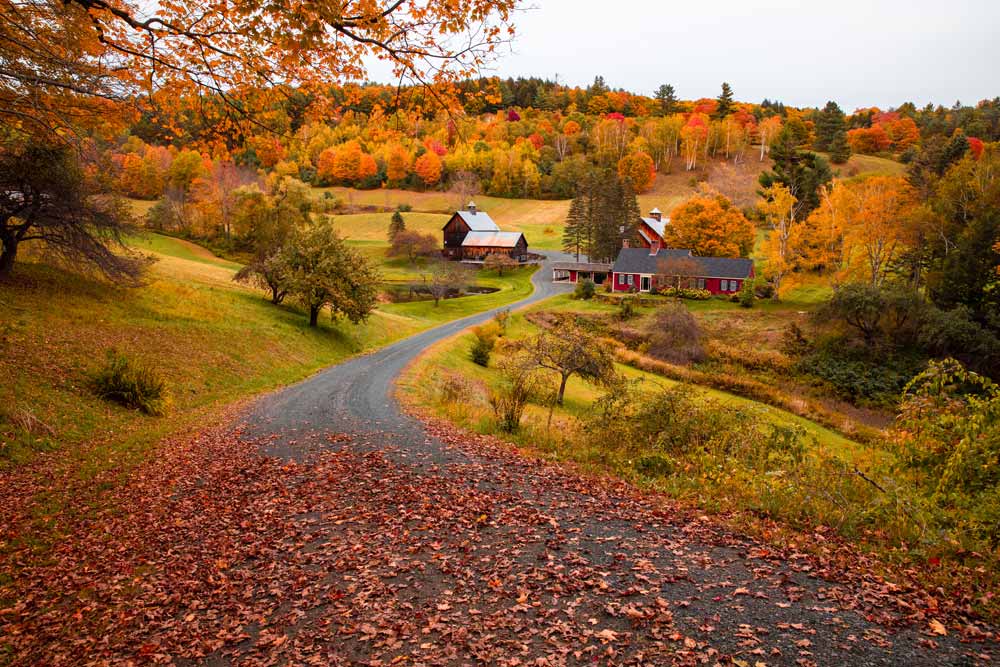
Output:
640 217 668 240
461 231 525 248
612 247 753 279
450 209 500 232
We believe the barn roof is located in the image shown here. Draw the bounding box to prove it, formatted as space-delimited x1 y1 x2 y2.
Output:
612 247 753 279
450 210 500 232
461 231 525 248
640 216 668 240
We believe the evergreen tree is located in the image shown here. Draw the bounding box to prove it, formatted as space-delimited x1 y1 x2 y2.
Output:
758 127 832 220
828 130 851 164
715 82 734 119
813 101 846 152
654 84 678 115
562 190 587 261
388 210 406 240
589 173 640 263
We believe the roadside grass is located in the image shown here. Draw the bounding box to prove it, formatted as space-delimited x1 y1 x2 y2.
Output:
400 307 867 464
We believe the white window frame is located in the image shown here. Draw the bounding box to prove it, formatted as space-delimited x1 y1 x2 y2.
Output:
696 278 705 290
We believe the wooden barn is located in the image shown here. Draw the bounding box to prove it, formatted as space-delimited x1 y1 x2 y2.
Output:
442 202 529 262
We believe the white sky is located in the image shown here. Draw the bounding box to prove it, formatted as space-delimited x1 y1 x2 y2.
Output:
369 0 999 111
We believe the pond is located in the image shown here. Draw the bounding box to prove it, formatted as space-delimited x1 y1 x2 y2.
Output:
381 282 500 303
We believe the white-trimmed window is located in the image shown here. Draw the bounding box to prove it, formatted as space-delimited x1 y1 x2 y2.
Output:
626 274 634 286
696 278 705 290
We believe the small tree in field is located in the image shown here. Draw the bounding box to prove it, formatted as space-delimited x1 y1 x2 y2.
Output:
516 326 618 405
483 252 517 276
387 211 406 241
489 346 542 432
424 260 471 305
281 223 381 326
389 229 438 264
0 141 144 282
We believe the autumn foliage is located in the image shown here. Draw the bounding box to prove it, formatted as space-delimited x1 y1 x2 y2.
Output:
665 189 755 258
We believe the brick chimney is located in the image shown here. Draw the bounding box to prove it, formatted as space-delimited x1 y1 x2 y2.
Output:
649 207 662 222
467 201 477 214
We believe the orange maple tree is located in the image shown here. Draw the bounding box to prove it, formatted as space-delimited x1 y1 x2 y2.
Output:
665 189 755 258
414 151 443 187
617 152 655 192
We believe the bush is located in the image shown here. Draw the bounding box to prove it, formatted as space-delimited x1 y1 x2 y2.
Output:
646 302 705 365
493 309 511 332
93 351 170 415
488 355 539 433
574 279 596 300
618 296 636 320
739 279 755 308
470 322 502 367
656 286 712 300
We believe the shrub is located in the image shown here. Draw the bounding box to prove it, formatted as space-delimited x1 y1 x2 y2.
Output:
739 279 755 308
493 308 511 332
657 286 712 300
93 351 170 415
438 371 477 404
574 279 596 300
646 302 704 365
470 322 502 367
488 354 539 433
617 296 636 320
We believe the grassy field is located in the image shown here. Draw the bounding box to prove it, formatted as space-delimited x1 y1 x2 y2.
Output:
399 302 865 462
0 234 536 472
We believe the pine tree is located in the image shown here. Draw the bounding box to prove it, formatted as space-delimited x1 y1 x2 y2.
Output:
563 191 587 261
588 173 641 263
758 127 832 220
813 101 846 152
388 210 406 240
829 130 851 164
655 84 677 115
715 82 734 119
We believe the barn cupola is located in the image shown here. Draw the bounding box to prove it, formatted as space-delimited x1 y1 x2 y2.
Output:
649 207 662 222
467 201 477 215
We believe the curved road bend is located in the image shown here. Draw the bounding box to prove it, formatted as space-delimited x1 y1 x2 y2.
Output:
244 251 576 462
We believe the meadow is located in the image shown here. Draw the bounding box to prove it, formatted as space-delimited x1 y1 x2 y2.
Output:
0 233 534 471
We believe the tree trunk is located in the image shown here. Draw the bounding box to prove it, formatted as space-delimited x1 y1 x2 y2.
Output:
0 238 17 279
309 305 320 327
557 374 570 405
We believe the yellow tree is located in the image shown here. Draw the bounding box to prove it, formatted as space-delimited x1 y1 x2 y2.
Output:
617 152 655 192
803 176 918 287
757 183 800 298
385 144 412 184
665 189 755 257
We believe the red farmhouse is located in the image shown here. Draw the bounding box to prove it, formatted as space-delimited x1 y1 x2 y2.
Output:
611 247 755 295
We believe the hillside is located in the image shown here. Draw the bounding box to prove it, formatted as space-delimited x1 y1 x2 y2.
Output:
317 152 905 254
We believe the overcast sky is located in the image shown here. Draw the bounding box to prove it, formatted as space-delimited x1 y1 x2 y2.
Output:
372 0 998 111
